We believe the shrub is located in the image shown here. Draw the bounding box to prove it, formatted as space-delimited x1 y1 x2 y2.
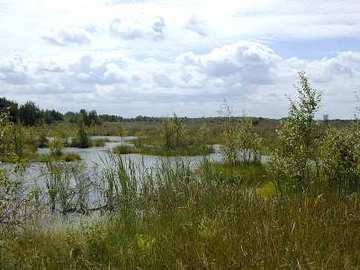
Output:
64 153 81 162
49 137 64 157
0 169 23 226
76 120 91 148
0 113 15 161
221 104 239 165
113 145 137 154
270 72 322 193
321 124 360 193
238 117 262 163
161 114 186 151
221 104 262 165
37 128 48 148
91 139 106 147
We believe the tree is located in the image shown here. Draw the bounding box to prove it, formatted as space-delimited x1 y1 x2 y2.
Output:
42 110 63 124
18 101 41 126
270 72 321 193
0 97 18 122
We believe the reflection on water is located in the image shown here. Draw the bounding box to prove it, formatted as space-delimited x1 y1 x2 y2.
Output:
0 137 269 185
1 136 224 191
0 136 270 225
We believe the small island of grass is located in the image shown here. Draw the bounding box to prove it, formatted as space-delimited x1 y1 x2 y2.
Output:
113 114 214 156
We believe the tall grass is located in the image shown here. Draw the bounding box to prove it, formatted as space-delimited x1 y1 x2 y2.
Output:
2 158 360 269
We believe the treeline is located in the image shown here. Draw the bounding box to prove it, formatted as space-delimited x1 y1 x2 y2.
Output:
0 97 63 125
0 97 123 126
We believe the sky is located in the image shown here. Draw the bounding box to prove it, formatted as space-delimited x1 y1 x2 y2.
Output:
0 0 359 118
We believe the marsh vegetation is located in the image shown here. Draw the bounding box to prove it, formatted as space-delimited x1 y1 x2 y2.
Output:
1 73 360 269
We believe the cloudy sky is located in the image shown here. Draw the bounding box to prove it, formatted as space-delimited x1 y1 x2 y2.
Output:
0 0 359 118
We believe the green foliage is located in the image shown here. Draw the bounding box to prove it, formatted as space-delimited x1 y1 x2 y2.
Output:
113 145 137 154
0 97 18 122
238 117 262 163
221 104 262 165
199 161 268 186
270 72 322 193
49 137 64 157
37 127 49 148
0 113 16 161
76 119 91 148
18 101 41 126
3 74 360 269
221 104 239 165
2 164 360 269
0 113 29 162
91 138 107 147
321 124 360 193
11 124 25 158
0 170 23 226
100 155 138 215
131 114 213 156
68 119 92 148
161 114 186 151
43 161 87 214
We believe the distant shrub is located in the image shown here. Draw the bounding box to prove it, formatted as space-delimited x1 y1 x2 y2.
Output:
49 138 64 157
64 153 81 162
37 128 48 148
91 139 107 147
76 120 91 148
113 145 137 154
161 114 186 151
221 104 262 165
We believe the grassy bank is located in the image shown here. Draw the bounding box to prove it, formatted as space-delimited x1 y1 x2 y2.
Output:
113 144 214 156
1 160 360 269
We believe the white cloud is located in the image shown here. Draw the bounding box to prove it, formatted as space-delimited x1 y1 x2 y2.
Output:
178 42 282 85
42 27 94 46
1 0 360 117
1 41 360 117
153 73 174 88
0 56 32 85
185 15 208 36
110 16 166 41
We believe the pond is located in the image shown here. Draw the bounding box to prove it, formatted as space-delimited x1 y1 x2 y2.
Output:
1 136 270 185
1 136 270 224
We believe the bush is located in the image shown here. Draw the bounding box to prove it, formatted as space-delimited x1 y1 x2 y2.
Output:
91 139 107 147
161 114 186 151
321 125 360 193
0 169 23 226
221 104 262 165
270 72 322 193
37 128 48 148
76 120 91 148
0 113 28 162
113 145 137 154
64 153 81 162
49 138 64 157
